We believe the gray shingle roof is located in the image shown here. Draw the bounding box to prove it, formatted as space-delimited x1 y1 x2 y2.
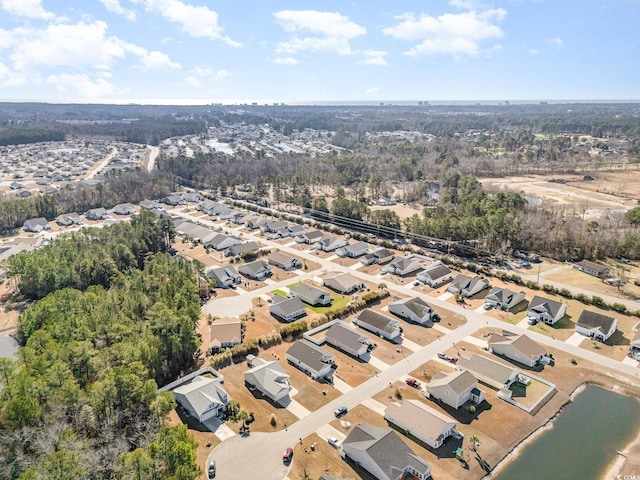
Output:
356 309 398 334
576 310 617 335
286 340 333 373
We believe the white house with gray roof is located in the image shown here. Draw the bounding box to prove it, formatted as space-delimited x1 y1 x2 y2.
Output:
336 241 369 258
269 296 307 322
238 260 272 280
289 283 332 306
447 274 490 297
295 230 324 244
85 207 109 221
205 233 243 251
385 400 459 449
268 251 302 270
383 257 423 277
353 309 402 342
457 354 520 391
325 321 372 358
23 217 50 233
225 241 260 257
388 297 436 326
112 203 136 215
425 369 485 409
243 356 291 405
485 287 526 311
342 424 431 480
316 235 349 252
488 331 548 367
526 295 567 325
206 266 241 288
323 272 365 294
575 310 617 342
286 340 336 381
173 375 229 423
416 263 453 287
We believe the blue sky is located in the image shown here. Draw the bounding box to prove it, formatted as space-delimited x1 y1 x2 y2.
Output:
0 0 639 103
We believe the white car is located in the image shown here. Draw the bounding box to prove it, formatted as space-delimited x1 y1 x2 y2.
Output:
327 435 341 448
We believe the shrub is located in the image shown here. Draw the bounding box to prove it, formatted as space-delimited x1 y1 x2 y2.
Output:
570 358 578 365
270 414 277 427
469 405 477 414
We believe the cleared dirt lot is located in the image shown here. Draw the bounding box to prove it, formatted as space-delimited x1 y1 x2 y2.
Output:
479 172 640 220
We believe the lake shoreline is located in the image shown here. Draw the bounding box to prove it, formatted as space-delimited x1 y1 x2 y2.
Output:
485 382 640 479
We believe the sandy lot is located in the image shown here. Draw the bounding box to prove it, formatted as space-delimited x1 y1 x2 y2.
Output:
479 172 640 220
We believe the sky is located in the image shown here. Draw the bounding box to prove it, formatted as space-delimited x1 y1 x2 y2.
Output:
0 0 639 104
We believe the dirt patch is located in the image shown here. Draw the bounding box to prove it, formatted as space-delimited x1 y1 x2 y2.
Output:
0 282 29 332
290 433 360 480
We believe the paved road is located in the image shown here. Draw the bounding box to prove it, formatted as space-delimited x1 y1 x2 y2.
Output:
146 145 160 172
86 147 117 180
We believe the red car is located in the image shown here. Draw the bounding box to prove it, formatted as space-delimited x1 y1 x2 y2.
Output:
283 447 293 463
405 377 421 388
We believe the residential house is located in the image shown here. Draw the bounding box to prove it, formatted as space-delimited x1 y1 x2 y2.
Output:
425 370 485 409
289 283 332 306
23 217 50 233
353 309 402 342
161 194 184 206
373 248 395 264
383 258 423 277
484 288 527 311
15 190 32 198
206 266 241 288
209 317 242 353
139 199 161 210
56 213 84 227
287 224 306 237
238 260 272 280
269 296 307 322
342 424 432 480
85 207 109 221
316 235 349 252
174 221 216 244
250 218 271 231
240 214 261 228
173 375 229 423
575 310 618 342
219 209 243 222
267 251 302 270
385 400 459 449
487 331 548 367
225 241 260 257
295 230 324 244
388 297 436 326
526 295 567 325
376 198 396 206
112 203 136 215
205 234 243 251
182 192 203 203
575 259 610 278
416 263 453 287
447 274 489 297
336 241 370 258
243 355 291 404
260 220 289 234
199 201 227 216
325 321 372 358
286 340 336 381
323 272 365 295
360 253 377 266
457 354 520 390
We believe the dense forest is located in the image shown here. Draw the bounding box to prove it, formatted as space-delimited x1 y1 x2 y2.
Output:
0 214 202 479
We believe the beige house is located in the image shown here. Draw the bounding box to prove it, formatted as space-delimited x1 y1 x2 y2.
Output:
425 369 485 409
385 400 460 449
487 331 548 367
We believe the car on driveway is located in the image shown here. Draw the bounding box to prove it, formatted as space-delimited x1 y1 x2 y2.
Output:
437 352 447 360
405 377 421 388
334 406 348 417
283 447 293 463
327 435 341 448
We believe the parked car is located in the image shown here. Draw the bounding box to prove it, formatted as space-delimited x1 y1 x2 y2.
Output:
483 303 494 310
207 461 216 479
334 406 348 417
405 377 421 388
327 435 341 448
283 447 293 463
527 317 538 325
437 352 447 360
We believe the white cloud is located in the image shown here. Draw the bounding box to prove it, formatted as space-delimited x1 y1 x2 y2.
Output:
383 9 506 57
273 10 366 56
135 50 181 70
0 60 26 86
364 87 379 96
0 0 54 20
359 50 388 66
99 0 137 21
183 75 202 87
47 73 118 98
139 0 240 46
529 48 539 55
271 56 298 65
547 36 563 49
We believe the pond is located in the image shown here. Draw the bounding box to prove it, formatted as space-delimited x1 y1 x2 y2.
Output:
493 384 640 480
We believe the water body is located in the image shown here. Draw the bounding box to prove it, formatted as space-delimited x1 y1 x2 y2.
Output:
494 384 640 480
273 142 302 154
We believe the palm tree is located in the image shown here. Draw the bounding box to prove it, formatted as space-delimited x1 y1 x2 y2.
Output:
469 435 480 452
